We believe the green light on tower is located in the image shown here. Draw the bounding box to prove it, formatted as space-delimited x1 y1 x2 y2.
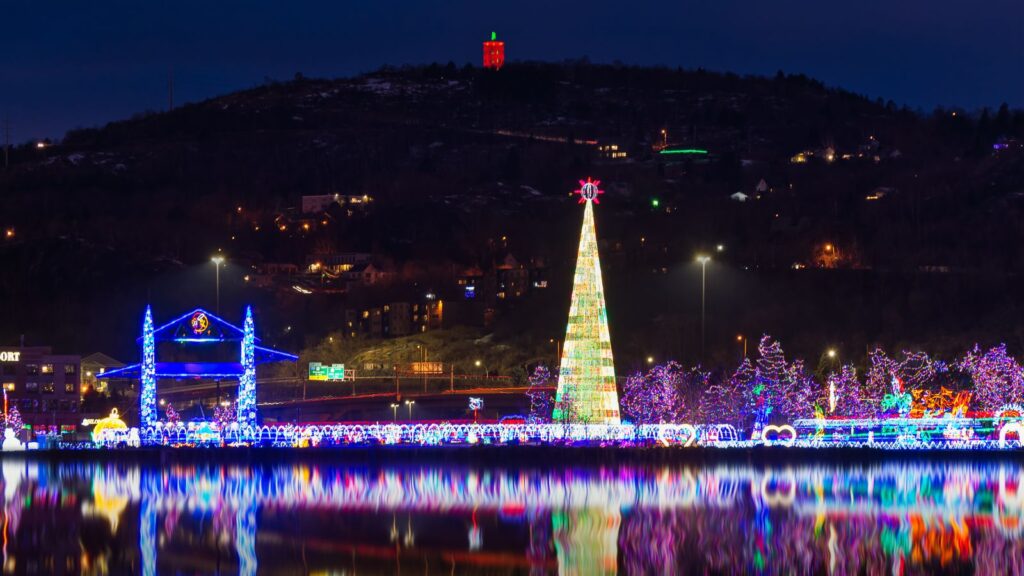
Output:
491 31 497 41
552 178 622 425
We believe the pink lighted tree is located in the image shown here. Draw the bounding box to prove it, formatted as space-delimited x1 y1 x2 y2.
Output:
957 344 1024 411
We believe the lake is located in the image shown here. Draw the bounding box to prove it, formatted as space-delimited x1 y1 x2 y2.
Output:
0 452 1020 574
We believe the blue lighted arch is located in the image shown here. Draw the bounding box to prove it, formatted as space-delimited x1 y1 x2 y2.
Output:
100 306 297 428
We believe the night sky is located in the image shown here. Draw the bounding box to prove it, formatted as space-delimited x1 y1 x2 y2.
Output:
3 0 1021 140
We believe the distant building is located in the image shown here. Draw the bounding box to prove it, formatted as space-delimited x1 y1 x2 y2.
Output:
0 346 81 437
495 254 529 300
81 352 125 395
596 144 627 160
483 31 505 70
343 262 394 287
301 193 374 214
307 252 371 274
343 299 444 339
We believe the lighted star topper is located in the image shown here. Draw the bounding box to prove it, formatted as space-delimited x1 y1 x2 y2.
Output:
576 177 603 204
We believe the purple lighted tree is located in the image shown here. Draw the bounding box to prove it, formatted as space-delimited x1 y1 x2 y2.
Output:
699 358 755 431
621 361 685 424
214 401 236 430
957 344 1024 412
748 335 813 423
826 365 867 417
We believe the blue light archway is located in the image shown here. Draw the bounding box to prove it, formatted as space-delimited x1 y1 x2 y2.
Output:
101 306 297 428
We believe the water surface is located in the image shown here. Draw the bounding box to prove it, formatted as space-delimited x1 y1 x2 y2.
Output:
0 454 1021 574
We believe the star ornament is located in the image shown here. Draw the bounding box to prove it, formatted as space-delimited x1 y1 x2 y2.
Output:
575 177 603 204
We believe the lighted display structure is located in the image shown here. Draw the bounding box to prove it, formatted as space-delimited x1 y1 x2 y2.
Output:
99 306 297 428
483 31 504 70
552 178 622 425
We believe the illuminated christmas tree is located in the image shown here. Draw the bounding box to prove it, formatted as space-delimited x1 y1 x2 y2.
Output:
552 178 621 425
140 306 157 427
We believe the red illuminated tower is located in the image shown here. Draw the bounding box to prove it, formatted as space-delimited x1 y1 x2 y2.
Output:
483 31 504 70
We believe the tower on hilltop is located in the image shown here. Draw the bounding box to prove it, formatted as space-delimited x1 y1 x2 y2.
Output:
483 31 505 70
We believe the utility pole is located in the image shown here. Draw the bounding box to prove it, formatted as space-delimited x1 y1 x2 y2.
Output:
4 115 9 169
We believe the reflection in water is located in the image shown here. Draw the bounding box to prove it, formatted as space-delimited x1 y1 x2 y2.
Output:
0 457 1019 574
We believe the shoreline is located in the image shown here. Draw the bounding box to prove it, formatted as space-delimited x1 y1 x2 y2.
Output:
3 445 1021 466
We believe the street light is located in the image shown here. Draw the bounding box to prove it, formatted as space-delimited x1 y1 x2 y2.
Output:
737 334 747 358
696 255 711 362
827 348 837 359
210 255 225 313
646 356 654 364
404 399 415 420
390 403 399 422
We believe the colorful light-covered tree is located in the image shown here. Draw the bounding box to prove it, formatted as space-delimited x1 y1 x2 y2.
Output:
897 350 937 390
699 358 755 431
865 348 898 413
777 359 815 421
957 344 1024 412
826 365 867 417
750 335 812 424
214 401 236 431
165 404 181 426
5 406 23 434
526 364 554 423
621 361 685 424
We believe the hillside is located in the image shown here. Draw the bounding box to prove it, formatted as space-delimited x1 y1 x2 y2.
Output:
2 61 1023 367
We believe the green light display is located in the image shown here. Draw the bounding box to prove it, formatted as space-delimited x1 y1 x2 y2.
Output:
658 148 708 155
552 182 622 425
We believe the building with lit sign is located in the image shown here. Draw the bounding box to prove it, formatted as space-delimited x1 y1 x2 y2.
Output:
0 346 81 436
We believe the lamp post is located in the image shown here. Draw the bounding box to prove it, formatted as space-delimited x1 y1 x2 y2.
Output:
737 334 747 359
390 403 399 422
696 255 711 363
210 255 225 314
475 359 488 379
404 399 415 420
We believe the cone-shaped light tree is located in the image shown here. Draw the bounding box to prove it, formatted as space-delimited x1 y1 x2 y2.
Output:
552 178 621 425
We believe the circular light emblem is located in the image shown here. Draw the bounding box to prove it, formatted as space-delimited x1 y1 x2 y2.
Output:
191 312 210 334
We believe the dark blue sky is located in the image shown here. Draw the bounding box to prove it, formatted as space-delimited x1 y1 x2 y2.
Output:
3 1 1021 140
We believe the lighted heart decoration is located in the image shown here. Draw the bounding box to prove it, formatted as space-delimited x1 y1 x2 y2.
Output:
761 424 797 447
658 424 697 447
